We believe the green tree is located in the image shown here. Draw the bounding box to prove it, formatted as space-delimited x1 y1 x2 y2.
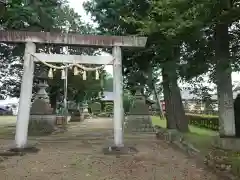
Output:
0 0 103 110
103 73 113 92
127 0 240 136
84 0 189 132
123 91 134 113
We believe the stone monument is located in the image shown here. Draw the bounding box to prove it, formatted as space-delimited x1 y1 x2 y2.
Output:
68 101 81 122
213 93 240 150
234 93 240 137
90 102 101 116
69 110 81 122
81 102 90 120
69 102 90 122
29 70 57 135
124 87 154 132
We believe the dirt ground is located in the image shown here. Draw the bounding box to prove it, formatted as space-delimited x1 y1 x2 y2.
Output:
0 118 223 180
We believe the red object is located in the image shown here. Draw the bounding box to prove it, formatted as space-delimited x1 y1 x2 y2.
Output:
160 101 165 112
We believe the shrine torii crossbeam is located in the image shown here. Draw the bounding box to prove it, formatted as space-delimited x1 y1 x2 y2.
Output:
0 30 147 149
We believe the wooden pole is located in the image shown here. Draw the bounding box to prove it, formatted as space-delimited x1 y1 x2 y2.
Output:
15 42 36 148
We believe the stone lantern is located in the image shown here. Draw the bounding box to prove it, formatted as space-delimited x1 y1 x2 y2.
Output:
81 102 90 119
34 70 50 103
29 69 56 135
124 85 154 133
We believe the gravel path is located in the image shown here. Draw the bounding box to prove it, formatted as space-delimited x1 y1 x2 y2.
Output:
0 118 222 180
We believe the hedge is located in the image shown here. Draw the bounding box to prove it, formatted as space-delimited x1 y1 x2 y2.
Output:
187 114 219 131
105 104 113 113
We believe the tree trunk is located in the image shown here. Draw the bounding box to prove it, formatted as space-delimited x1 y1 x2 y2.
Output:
171 76 188 132
215 23 235 137
152 81 164 119
162 62 189 132
162 67 176 129
146 68 164 119
49 93 57 112
49 87 58 112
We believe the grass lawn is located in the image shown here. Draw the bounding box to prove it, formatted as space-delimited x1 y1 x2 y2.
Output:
0 116 16 125
0 116 16 138
152 116 218 153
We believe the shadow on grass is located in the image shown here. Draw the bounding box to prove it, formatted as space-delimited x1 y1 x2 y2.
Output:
0 126 15 139
184 133 215 154
151 116 217 154
0 116 17 139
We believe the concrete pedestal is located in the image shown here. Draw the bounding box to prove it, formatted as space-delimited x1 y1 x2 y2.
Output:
0 142 40 157
124 89 154 133
70 115 81 122
125 115 154 132
213 136 240 151
28 115 57 135
103 146 138 155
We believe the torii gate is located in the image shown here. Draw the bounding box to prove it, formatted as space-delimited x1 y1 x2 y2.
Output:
0 31 147 149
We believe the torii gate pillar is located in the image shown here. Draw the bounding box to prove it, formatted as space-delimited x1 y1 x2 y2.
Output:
112 46 124 146
15 42 36 148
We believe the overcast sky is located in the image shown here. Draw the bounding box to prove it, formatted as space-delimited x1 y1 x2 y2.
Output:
68 0 92 24
68 0 113 75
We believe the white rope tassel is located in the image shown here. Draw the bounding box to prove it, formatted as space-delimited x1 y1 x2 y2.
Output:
73 66 79 75
31 54 114 71
61 69 66 79
48 68 53 79
82 70 87 80
95 70 99 80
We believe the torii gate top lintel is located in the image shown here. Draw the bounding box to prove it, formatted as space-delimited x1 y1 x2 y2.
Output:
0 31 147 47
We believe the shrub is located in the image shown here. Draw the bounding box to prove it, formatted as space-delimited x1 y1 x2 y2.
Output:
105 103 113 113
187 114 219 131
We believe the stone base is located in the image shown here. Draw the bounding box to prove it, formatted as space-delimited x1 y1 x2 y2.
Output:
9 146 39 153
156 127 183 142
213 137 240 151
83 113 91 119
70 113 90 122
124 115 154 133
70 116 81 122
102 146 138 155
56 116 69 125
155 126 199 155
29 115 57 135
0 144 40 157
